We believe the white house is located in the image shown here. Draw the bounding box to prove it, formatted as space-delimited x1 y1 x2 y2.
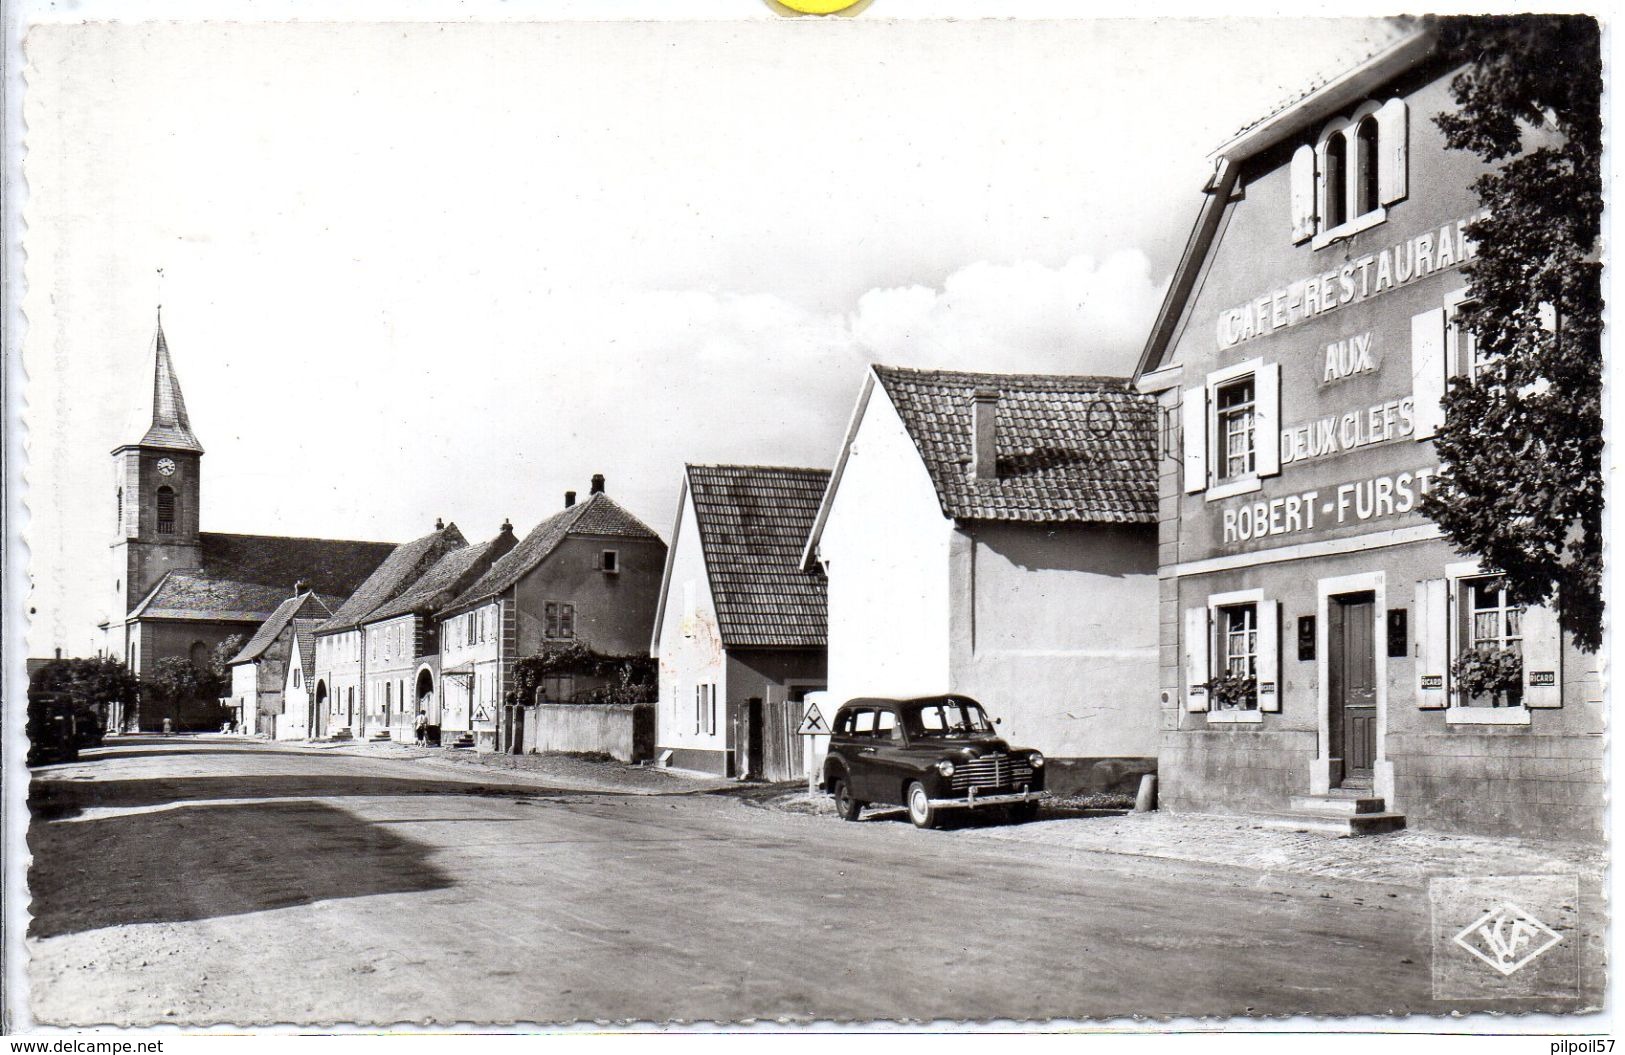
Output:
651 464 829 778
225 589 331 737
802 365 1162 794
277 619 321 741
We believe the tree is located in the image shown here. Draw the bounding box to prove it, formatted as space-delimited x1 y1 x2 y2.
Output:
1420 15 1604 651
141 657 226 710
29 657 140 728
211 633 246 681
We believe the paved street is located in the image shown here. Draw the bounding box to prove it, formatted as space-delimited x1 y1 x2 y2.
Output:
27 737 1603 1025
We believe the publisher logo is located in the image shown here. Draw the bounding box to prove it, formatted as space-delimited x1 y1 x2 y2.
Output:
1452 901 1563 976
1430 874 1580 1001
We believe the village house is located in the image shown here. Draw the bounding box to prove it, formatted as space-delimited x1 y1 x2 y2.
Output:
311 520 466 740
354 521 517 743
224 587 331 737
1133 27 1603 839
802 365 1161 794
103 316 396 728
651 464 829 779
436 476 666 752
276 618 322 741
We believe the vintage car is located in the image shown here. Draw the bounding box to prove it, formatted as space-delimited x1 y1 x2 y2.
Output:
820 695 1047 828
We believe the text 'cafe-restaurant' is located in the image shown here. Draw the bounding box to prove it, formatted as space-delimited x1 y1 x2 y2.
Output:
1132 30 1601 840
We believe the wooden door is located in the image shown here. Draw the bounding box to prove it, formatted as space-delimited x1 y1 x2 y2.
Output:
1328 592 1377 786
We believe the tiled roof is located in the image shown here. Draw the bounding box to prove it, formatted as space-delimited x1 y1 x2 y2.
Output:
363 529 517 624
229 591 332 665
291 619 322 685
444 493 661 613
319 523 469 632
687 465 829 649
873 365 1158 524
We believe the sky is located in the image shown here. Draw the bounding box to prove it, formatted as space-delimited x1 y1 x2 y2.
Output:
21 13 1409 656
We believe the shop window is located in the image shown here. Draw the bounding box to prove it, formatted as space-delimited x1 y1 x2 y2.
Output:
156 486 177 534
1290 98 1407 247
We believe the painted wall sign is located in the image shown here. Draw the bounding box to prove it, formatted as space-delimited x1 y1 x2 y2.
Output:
1420 675 1444 690
1219 467 1437 545
1280 397 1415 464
1529 671 1556 687
1215 212 1487 350
1322 332 1378 383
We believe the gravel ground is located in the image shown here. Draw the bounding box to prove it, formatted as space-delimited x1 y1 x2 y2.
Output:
757 789 1605 888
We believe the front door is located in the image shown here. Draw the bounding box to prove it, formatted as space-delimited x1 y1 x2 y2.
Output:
1328 592 1377 787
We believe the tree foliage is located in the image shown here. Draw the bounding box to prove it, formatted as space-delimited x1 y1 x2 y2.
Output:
211 634 246 680
512 640 656 705
29 657 140 718
141 656 226 706
1420 15 1604 651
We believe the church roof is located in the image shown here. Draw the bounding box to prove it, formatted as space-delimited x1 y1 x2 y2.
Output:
127 532 397 624
318 523 469 633
118 316 204 454
229 591 332 665
442 492 661 615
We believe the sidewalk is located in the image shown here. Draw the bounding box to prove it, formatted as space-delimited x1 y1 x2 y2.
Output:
761 789 1605 888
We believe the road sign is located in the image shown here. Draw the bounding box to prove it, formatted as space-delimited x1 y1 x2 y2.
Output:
797 703 829 736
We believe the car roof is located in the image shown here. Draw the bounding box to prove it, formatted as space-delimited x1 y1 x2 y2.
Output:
834 694 982 714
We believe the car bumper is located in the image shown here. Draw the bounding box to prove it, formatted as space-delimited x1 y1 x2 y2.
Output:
927 788 1049 810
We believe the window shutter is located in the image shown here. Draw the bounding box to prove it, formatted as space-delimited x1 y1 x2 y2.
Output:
1415 578 1448 708
1376 98 1408 205
1290 144 1317 243
1256 599 1281 713
1181 387 1207 493
1521 602 1563 708
1253 362 1281 477
1184 607 1211 712
1411 307 1447 439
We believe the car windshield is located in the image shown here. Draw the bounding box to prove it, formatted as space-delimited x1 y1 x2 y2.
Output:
906 698 995 739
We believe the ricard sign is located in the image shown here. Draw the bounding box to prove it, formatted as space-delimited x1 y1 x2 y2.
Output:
1216 212 1487 351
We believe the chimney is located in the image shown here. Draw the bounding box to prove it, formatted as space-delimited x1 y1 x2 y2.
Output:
590 473 606 495
293 579 308 596
501 517 514 536
970 388 999 480
54 647 62 661
564 490 577 508
435 517 445 530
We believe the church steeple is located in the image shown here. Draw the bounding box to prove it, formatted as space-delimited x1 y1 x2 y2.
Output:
119 310 203 454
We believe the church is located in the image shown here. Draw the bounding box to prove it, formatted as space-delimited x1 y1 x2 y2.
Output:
103 316 397 728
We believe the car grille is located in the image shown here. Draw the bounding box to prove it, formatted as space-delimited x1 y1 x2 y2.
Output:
950 753 1033 792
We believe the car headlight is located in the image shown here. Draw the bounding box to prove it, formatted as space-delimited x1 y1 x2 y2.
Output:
1028 752 1045 768
935 760 955 778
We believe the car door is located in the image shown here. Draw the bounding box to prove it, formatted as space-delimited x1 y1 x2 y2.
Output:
844 707 883 800
863 708 915 806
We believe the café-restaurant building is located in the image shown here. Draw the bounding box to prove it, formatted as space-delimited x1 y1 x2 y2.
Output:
1133 28 1602 840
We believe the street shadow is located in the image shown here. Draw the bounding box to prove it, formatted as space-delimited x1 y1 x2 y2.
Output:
27 799 452 940
29 773 592 822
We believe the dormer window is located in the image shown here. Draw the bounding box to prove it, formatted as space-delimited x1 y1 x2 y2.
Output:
156 486 177 534
1290 98 1408 248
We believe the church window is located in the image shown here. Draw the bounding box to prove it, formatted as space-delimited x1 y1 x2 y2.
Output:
116 488 123 531
156 486 177 534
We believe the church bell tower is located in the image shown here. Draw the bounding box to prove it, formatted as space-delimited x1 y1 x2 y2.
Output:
107 312 205 668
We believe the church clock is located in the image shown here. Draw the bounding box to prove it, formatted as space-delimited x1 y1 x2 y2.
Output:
157 457 177 476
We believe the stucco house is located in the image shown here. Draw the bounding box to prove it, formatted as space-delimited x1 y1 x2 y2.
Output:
651 464 830 778
436 476 666 752
312 520 467 740
225 588 331 737
802 365 1161 794
276 619 322 741
355 521 517 743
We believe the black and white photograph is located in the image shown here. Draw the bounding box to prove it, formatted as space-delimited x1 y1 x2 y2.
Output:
3 1 1613 1036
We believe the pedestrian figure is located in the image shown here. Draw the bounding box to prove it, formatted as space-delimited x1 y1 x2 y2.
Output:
414 709 428 747
162 717 173 736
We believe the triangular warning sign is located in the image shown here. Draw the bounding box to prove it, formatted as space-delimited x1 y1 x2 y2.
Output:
797 703 830 735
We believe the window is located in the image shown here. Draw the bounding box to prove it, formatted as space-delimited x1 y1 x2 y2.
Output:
1458 577 1524 708
293 668 302 688
1448 297 1498 382
1186 592 1278 720
600 549 619 574
560 604 574 639
116 488 123 531
694 685 702 734
875 709 901 741
1215 378 1255 481
709 689 717 736
546 602 575 639
850 709 877 737
156 486 177 534
1291 98 1407 247
1216 603 1259 710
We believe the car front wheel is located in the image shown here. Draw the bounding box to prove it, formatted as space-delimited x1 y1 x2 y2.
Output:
833 778 864 822
906 781 938 829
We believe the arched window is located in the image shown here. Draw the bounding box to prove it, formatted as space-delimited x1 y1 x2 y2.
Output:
1355 116 1380 217
156 486 177 534
189 641 209 668
1322 134 1347 230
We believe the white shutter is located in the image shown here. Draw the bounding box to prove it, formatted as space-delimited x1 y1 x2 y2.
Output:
1181 387 1208 493
1184 607 1211 713
1290 144 1317 243
1253 362 1281 477
1376 98 1408 205
1415 578 1449 708
1256 600 1281 713
1521 602 1563 708
1411 307 1447 439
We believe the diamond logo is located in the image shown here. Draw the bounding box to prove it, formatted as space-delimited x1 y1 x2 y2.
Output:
1452 901 1564 976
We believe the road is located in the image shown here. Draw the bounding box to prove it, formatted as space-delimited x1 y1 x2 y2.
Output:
25 737 1596 1025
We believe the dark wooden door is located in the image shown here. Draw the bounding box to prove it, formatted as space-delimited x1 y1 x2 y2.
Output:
1328 592 1377 786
